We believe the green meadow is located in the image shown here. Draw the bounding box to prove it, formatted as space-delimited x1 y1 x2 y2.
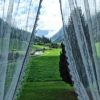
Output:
95 42 100 58
17 45 77 100
26 49 62 82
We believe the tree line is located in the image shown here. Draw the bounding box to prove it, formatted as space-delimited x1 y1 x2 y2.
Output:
0 18 31 42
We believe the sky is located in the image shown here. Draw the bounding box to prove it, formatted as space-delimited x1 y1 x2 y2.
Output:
0 0 63 38
0 0 99 38
38 0 63 38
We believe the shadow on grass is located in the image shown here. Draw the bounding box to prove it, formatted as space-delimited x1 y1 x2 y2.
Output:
17 81 77 100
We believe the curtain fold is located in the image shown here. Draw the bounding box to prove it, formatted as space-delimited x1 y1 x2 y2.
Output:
1 0 100 100
0 0 42 100
60 0 100 100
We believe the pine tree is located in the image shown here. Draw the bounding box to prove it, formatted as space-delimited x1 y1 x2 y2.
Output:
59 8 91 87
65 7 93 87
59 42 73 86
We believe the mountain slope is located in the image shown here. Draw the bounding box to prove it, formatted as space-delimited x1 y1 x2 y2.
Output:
51 27 63 43
36 29 49 37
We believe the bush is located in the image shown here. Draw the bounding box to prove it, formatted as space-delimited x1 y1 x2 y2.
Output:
8 52 20 60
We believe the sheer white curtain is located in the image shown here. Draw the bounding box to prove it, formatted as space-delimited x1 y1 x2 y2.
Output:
60 0 100 100
0 0 42 100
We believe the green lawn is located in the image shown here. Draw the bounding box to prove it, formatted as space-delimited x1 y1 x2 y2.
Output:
32 45 44 49
26 49 62 82
17 46 77 100
0 38 28 53
17 82 77 100
32 45 49 50
95 42 100 58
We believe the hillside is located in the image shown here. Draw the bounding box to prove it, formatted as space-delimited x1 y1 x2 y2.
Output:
36 29 49 37
51 27 63 43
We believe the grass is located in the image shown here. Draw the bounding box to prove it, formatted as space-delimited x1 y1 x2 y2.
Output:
32 45 44 49
0 38 28 53
95 42 100 58
32 45 49 50
26 49 62 82
17 82 77 100
4 61 16 96
17 46 77 100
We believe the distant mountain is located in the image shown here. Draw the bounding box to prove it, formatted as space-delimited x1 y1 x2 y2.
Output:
36 29 49 37
51 27 64 43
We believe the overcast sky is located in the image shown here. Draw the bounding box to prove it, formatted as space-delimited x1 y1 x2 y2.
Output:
0 0 62 38
0 0 100 38
38 0 63 38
